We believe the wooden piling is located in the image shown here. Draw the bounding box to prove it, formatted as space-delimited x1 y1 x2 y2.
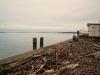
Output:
33 38 37 50
40 37 44 48
77 30 80 37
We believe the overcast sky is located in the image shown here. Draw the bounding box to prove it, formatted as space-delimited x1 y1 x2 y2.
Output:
0 0 100 32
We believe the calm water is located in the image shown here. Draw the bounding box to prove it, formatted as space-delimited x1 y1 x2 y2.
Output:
0 33 75 59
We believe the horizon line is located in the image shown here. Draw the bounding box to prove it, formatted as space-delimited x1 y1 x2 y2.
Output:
0 31 77 33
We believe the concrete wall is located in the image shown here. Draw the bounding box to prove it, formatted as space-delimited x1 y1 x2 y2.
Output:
88 25 100 37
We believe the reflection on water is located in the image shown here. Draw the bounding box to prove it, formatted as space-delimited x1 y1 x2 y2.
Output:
0 33 75 59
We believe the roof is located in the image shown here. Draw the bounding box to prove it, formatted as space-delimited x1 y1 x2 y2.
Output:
87 23 100 27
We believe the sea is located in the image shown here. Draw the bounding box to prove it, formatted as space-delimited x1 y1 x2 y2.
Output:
0 32 76 59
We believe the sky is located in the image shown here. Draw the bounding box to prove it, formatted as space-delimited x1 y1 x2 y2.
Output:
0 0 100 32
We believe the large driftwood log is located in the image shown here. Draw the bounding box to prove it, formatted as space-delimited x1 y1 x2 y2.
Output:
86 51 100 59
56 63 79 75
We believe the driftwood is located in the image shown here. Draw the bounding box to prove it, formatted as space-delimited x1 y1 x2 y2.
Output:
36 63 46 74
0 54 44 75
93 44 100 48
45 69 56 75
86 51 100 59
56 63 79 75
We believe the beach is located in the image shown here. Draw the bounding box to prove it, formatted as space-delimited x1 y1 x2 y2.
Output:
0 37 100 75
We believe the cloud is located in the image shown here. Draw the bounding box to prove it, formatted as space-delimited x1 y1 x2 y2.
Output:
0 0 100 31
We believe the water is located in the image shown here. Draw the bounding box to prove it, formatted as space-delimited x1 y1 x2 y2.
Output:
0 33 75 59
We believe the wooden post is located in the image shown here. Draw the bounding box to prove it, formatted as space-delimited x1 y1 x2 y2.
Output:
40 37 44 48
77 30 80 37
33 38 37 50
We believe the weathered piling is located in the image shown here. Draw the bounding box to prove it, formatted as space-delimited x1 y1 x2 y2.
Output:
40 37 44 48
33 38 37 49
77 30 80 37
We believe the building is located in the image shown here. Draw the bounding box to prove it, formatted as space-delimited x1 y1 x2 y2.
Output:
87 23 100 37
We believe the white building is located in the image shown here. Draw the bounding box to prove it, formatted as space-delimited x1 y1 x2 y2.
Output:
87 23 100 37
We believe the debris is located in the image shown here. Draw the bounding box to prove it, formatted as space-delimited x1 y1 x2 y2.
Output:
73 35 79 41
45 69 55 75
57 63 79 75
70 68 79 74
87 51 100 59
66 63 79 69
29 74 36 75
93 44 100 48
36 63 45 73
61 60 70 66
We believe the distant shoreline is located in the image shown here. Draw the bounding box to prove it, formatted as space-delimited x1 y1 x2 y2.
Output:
0 32 77 33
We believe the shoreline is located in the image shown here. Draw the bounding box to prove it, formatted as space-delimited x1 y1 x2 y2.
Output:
0 39 72 65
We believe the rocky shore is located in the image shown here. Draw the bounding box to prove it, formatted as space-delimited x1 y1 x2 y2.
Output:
0 37 100 75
